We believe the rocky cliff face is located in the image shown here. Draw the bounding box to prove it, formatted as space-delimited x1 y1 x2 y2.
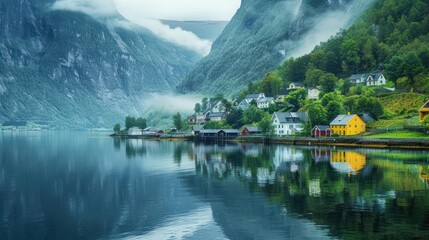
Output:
0 0 200 127
178 0 375 95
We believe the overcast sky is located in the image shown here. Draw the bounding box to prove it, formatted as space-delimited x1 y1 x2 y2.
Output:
114 0 241 21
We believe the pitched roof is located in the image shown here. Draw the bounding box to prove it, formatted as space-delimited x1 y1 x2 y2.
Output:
245 93 263 99
220 129 240 134
370 73 383 80
191 125 204 131
349 74 365 80
244 126 261 132
290 82 305 87
273 112 309 123
143 127 164 133
330 114 357 126
200 129 239 134
257 97 275 103
358 113 375 123
421 100 429 110
313 125 330 131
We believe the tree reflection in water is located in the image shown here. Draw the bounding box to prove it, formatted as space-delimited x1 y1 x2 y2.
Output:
190 142 429 239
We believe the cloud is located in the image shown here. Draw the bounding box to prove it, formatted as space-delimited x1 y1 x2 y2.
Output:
125 19 212 56
145 94 201 114
51 0 215 56
114 0 240 21
51 0 118 17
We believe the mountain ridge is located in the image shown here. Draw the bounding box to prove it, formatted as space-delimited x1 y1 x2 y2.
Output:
178 0 375 96
0 0 201 127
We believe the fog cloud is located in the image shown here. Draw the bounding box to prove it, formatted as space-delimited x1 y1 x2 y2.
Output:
51 0 117 16
114 0 240 21
145 94 201 114
126 19 212 56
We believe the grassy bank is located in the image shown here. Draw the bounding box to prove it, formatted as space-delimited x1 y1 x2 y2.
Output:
364 130 429 139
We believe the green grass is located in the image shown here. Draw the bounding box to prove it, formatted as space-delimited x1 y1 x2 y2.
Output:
365 130 429 139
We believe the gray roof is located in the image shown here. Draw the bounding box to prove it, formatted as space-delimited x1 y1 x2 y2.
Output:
245 94 262 99
349 74 366 80
330 115 356 126
313 125 330 131
207 112 225 118
221 129 240 134
200 129 239 134
273 112 309 123
200 129 221 134
191 125 204 131
358 113 375 123
238 99 250 106
370 73 383 80
257 97 275 103
144 127 164 133
243 126 261 132
291 82 305 87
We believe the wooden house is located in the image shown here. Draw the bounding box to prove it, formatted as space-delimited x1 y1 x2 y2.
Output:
200 129 240 140
241 126 262 136
311 125 331 137
271 112 309 136
330 114 366 136
419 100 429 122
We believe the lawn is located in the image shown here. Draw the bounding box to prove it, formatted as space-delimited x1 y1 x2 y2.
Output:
365 130 429 139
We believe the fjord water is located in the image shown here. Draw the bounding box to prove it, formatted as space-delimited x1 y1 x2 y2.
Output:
1 132 429 239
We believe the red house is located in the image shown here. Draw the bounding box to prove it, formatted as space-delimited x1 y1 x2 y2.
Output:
311 125 331 137
241 126 262 136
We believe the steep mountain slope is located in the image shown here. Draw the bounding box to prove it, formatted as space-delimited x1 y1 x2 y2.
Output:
0 0 200 127
178 0 375 95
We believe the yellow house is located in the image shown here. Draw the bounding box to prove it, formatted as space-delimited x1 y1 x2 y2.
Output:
330 151 367 174
419 100 429 122
329 114 366 136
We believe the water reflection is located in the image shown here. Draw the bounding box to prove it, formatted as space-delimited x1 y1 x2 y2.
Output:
2 133 429 239
189 142 429 239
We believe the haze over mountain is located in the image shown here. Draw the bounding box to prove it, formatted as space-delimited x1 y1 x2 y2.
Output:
0 0 202 127
178 0 376 95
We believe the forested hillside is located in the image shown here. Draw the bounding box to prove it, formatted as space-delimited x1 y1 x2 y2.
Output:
178 0 375 95
275 0 429 93
234 0 429 129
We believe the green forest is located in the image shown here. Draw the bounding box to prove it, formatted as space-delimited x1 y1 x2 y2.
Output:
237 0 429 129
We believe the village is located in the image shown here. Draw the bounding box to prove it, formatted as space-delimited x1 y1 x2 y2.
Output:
118 72 429 143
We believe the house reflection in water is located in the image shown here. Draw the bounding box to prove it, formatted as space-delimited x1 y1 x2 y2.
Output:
330 150 367 175
420 165 429 185
311 148 331 162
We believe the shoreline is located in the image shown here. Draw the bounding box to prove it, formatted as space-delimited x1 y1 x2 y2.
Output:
110 134 429 150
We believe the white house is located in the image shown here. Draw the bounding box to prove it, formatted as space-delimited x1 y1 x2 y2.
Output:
307 87 320 100
210 101 226 113
257 97 275 109
205 112 225 122
237 93 266 110
349 74 367 84
287 82 305 91
271 112 309 136
366 73 387 86
349 73 387 86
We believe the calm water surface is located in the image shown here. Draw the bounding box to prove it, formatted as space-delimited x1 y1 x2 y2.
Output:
1 132 429 239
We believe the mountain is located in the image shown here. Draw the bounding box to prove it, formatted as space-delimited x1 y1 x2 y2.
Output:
160 20 229 42
0 0 201 128
178 0 376 95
